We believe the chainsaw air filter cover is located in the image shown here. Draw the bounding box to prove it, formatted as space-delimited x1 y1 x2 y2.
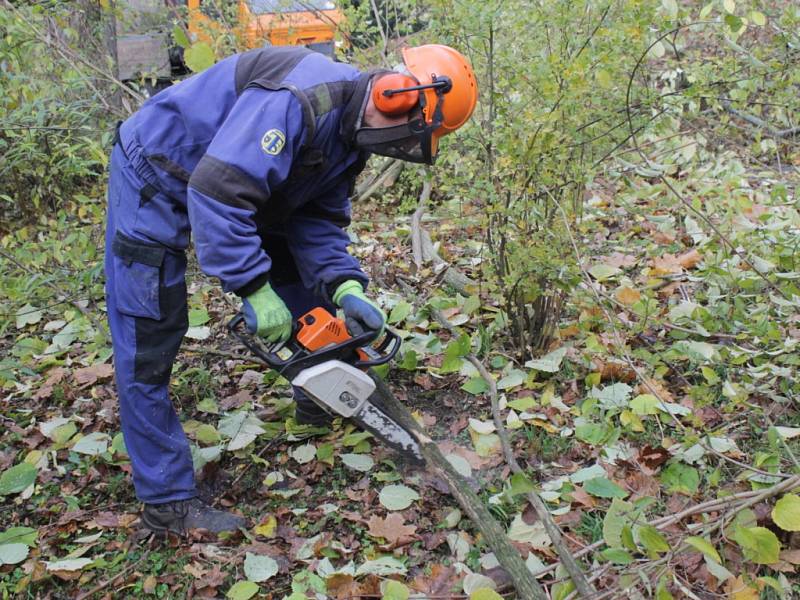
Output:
291 360 376 418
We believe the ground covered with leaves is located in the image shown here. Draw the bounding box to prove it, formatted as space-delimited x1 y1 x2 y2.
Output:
2 130 800 599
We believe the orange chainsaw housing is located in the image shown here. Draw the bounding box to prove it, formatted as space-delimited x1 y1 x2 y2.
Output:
295 308 371 363
296 308 349 351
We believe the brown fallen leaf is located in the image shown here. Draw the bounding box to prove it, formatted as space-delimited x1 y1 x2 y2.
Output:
781 549 800 565
638 444 670 473
677 249 702 269
74 363 114 386
142 575 157 594
651 254 683 275
34 367 67 400
725 575 759 599
569 486 596 508
220 389 252 410
605 252 638 268
637 379 674 403
411 563 461 595
615 286 641 306
367 513 417 544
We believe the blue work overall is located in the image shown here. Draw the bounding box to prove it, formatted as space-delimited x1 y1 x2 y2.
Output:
105 47 374 503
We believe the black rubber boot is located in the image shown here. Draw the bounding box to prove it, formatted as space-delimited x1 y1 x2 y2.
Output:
293 386 332 426
142 497 246 536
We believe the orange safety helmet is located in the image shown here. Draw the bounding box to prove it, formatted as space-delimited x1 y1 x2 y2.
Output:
401 44 478 155
357 44 478 164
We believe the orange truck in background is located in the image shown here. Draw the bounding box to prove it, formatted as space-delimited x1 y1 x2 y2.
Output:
115 0 344 82
186 0 343 55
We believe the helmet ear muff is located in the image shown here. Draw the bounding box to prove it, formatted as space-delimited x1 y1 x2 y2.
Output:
373 73 420 116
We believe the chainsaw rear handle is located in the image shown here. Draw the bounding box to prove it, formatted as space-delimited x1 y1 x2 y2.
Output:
227 312 400 376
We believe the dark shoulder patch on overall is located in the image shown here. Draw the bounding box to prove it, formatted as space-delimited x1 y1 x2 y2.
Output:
234 47 310 96
189 155 267 212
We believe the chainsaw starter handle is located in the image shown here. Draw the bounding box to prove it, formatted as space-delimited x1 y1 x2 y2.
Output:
227 312 400 377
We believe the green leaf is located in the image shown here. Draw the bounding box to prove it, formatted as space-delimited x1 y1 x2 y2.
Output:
0 527 37 547
575 422 608 445
111 433 128 456
630 394 660 415
172 24 190 48
660 462 700 495
723 0 735 14
461 376 489 395
684 536 721 562
197 397 219 414
600 548 633 565
603 498 635 547
462 295 481 315
355 556 407 576
315 442 334 465
226 580 259 600
382 580 410 600
45 558 94 572
342 431 372 447
638 525 670 556
524 346 568 373
388 301 411 324
592 383 633 409
188 308 210 326
379 485 420 511
341 453 374 472
195 424 220 445
0 544 28 565
72 432 110 456
243 553 278 582
749 11 766 26
398 349 418 371
184 42 216 73
584 477 628 499
439 354 464 374
497 369 526 390
291 443 316 464
772 494 800 532
0 463 37 495
733 526 781 564
725 13 744 33
508 396 536 411
588 264 622 281
469 589 503 600
16 304 42 328
510 472 536 497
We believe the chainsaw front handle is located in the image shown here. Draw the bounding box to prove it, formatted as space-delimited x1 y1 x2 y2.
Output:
227 311 400 378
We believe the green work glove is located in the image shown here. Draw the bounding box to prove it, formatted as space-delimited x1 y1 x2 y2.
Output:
242 282 292 343
333 280 386 340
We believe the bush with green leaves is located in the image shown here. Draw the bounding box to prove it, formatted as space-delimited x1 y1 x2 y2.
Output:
0 3 116 228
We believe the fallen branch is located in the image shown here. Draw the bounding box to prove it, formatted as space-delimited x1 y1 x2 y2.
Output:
368 374 549 600
353 159 404 203
427 306 595 599
409 177 477 295
721 99 800 139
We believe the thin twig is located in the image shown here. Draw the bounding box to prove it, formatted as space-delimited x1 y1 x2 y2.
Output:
75 550 150 600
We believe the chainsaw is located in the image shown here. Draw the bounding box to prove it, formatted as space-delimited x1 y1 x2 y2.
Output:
228 307 423 463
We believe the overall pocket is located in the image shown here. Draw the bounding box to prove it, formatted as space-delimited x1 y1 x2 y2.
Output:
110 231 166 320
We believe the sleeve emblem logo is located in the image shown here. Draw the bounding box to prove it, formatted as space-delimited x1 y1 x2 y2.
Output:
261 129 286 156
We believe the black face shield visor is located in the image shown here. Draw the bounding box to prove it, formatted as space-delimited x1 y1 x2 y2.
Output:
353 76 450 165
353 117 436 165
